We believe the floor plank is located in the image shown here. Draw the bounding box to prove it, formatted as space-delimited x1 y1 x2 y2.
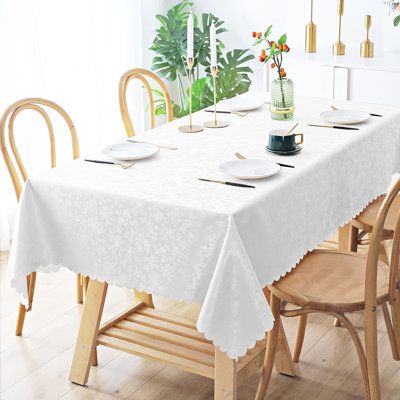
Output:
1 238 399 399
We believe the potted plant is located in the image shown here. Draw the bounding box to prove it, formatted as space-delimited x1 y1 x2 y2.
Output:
253 26 293 120
150 0 254 118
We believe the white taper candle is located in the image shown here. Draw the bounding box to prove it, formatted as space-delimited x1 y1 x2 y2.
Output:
210 21 217 67
187 11 194 60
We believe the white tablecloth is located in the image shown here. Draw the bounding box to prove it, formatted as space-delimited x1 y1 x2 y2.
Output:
8 96 400 359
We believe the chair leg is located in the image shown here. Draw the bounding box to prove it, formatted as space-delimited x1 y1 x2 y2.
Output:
91 347 98 366
335 225 359 328
382 303 400 361
334 313 371 400
349 225 359 253
378 242 390 265
77 274 83 304
255 294 281 400
84 276 90 294
364 306 381 400
293 314 308 362
391 291 400 357
15 272 37 336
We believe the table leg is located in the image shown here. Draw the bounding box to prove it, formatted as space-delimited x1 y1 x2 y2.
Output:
134 289 154 308
214 347 237 400
69 279 108 385
338 223 352 251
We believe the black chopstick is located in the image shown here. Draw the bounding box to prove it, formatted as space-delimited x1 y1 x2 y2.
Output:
332 125 359 130
225 181 256 188
85 159 114 165
308 124 359 131
277 162 295 168
370 113 382 117
205 109 231 114
197 178 255 188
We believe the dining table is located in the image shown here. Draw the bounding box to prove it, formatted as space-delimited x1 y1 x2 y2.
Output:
7 94 400 399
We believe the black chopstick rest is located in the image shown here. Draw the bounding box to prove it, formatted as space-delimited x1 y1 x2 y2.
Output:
370 113 382 117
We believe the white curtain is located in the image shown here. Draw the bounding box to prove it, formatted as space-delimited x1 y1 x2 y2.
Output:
0 0 160 251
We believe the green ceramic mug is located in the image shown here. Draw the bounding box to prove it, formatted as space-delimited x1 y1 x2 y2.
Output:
267 129 303 152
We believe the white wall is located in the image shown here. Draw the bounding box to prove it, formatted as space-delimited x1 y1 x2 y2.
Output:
162 0 400 89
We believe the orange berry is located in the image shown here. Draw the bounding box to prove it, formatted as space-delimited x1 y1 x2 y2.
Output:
280 71 287 78
257 32 262 38
252 31 257 37
279 67 285 72
261 49 266 56
271 63 276 68
259 55 266 62
282 44 288 51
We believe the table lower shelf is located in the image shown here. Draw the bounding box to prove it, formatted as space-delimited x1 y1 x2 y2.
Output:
97 303 266 384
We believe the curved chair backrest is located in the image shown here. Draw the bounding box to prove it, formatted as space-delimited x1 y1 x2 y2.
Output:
119 68 174 137
367 178 400 306
0 98 79 201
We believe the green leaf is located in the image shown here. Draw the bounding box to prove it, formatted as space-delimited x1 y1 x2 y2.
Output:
151 1 255 119
264 25 273 38
395 15 400 27
278 34 287 45
195 13 227 67
150 0 193 81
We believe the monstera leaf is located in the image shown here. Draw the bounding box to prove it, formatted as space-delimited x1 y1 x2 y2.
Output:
150 0 192 81
150 1 255 117
195 13 227 67
202 50 254 104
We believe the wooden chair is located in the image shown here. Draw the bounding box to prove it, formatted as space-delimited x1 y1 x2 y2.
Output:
119 68 173 137
256 180 400 400
350 195 400 260
0 98 85 336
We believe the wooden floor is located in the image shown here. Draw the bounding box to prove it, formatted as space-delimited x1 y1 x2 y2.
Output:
1 239 399 400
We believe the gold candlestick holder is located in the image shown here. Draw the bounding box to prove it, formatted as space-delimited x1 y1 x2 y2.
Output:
305 0 317 53
333 0 345 55
360 15 374 58
204 67 229 129
178 58 204 133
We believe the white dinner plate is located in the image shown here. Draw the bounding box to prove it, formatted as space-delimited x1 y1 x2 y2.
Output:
321 110 371 125
218 92 265 112
103 142 159 161
219 159 281 180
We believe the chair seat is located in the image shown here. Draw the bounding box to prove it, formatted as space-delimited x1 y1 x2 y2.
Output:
352 194 400 236
270 249 390 313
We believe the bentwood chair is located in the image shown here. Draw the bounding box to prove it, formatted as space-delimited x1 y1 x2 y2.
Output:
119 68 173 137
0 98 85 336
350 195 400 261
256 180 400 400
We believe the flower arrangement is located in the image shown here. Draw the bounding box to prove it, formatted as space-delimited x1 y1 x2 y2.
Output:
252 26 294 120
252 25 290 79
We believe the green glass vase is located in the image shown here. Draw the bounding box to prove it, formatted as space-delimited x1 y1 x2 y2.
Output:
270 78 294 121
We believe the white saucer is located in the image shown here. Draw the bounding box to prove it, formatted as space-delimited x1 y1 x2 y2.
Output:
218 92 265 112
321 110 371 125
219 159 281 180
103 142 159 161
